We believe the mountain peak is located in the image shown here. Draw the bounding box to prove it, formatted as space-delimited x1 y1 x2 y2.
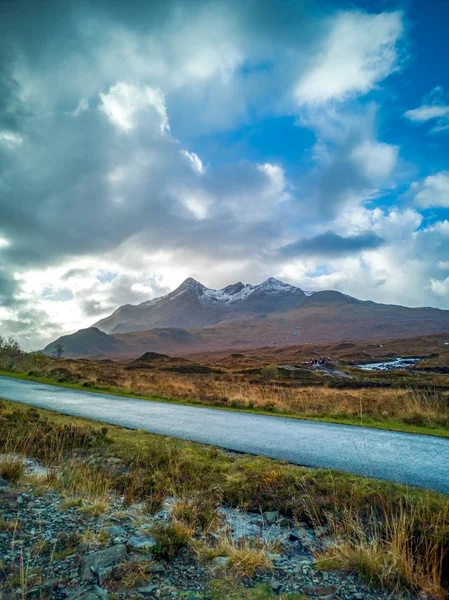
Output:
257 277 300 293
176 277 205 292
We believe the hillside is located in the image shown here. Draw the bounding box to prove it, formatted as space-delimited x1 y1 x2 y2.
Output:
44 278 449 358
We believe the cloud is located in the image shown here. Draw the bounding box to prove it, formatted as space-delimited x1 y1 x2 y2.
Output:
410 172 449 208
295 11 404 105
278 231 385 258
66 97 89 118
298 104 399 215
404 87 449 133
405 105 449 122
0 268 18 307
1 0 446 347
99 83 169 133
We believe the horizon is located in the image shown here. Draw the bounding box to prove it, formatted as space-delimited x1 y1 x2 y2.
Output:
1 0 449 349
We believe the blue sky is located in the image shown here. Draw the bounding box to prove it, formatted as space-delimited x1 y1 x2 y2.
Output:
0 0 448 347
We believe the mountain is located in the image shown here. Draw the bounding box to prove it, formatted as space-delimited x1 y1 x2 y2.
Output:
93 277 307 334
44 327 126 358
44 277 449 358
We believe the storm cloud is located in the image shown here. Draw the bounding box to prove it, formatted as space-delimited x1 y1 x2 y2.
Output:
279 232 385 258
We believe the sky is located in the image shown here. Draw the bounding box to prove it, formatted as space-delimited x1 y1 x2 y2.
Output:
1 0 449 349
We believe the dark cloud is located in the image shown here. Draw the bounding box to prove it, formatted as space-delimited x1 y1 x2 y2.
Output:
278 231 385 258
0 268 18 307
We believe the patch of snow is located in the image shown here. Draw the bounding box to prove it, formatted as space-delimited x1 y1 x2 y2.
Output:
138 277 304 309
255 277 298 294
303 290 316 297
202 284 255 304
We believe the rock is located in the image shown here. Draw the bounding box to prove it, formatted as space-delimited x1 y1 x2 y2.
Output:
271 579 282 592
212 556 231 568
69 585 109 600
146 562 166 573
137 584 158 595
288 528 303 542
127 534 157 552
0 477 11 490
26 579 60 598
79 544 127 581
314 526 329 538
301 585 337 600
267 553 282 562
263 511 279 524
104 526 126 537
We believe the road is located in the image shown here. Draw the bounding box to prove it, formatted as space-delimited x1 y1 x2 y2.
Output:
0 375 448 493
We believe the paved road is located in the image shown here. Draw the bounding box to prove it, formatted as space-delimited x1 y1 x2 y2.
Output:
1 375 448 493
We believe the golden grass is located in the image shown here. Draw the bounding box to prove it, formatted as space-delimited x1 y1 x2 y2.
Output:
15 356 449 429
0 456 24 483
193 535 274 578
108 559 153 588
311 492 449 598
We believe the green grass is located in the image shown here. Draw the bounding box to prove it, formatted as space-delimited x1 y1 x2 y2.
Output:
1 369 449 439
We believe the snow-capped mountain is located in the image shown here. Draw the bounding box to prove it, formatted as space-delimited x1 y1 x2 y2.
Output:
45 277 449 358
93 277 309 334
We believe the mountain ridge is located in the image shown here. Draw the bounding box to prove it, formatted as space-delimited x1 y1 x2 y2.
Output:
93 277 308 334
43 277 449 359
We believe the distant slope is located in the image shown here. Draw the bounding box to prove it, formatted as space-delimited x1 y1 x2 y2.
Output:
44 280 449 359
43 327 126 358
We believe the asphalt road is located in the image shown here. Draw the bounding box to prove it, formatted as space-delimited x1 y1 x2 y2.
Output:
1 375 448 493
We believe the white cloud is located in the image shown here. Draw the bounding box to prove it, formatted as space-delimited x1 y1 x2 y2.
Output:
404 87 449 133
0 131 23 148
295 11 403 105
181 150 204 174
404 104 449 122
351 140 398 181
411 172 449 208
99 83 169 133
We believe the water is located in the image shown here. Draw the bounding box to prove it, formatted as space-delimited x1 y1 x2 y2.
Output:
357 357 422 371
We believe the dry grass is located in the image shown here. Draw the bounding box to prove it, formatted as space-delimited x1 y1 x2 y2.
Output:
51 460 113 503
15 355 449 430
171 493 221 534
193 535 275 577
109 558 153 588
310 492 449 598
0 456 24 483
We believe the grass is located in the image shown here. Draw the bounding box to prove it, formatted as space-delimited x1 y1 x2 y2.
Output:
110 558 153 588
0 397 448 597
148 522 191 559
207 580 306 599
0 456 25 482
314 499 449 598
2 369 449 439
193 535 275 577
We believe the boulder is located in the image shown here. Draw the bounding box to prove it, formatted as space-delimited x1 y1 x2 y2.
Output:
79 544 127 581
127 534 157 552
69 586 108 600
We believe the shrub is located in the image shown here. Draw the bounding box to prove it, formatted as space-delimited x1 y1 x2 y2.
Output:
260 364 278 380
